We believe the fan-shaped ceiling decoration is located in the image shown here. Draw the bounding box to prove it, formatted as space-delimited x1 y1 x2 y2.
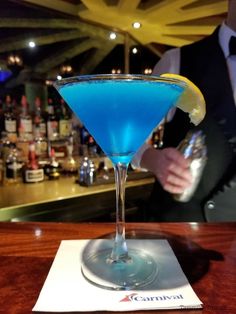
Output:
0 0 227 85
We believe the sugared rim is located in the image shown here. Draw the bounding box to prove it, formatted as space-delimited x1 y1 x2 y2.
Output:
53 74 187 89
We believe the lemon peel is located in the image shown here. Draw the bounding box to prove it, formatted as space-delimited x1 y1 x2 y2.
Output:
161 73 206 125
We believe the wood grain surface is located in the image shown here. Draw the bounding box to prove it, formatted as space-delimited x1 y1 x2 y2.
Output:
0 222 235 313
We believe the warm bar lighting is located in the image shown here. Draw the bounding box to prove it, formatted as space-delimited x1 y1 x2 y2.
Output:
28 41 36 48
132 22 141 29
7 53 23 67
132 47 138 54
109 32 117 40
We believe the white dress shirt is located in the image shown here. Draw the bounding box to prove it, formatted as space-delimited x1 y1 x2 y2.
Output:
132 22 236 169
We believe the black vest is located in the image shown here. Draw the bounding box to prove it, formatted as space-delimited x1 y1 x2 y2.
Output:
148 27 236 222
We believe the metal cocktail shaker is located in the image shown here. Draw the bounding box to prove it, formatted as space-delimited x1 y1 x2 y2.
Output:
173 130 207 202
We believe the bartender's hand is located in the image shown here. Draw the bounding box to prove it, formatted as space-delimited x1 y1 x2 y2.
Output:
141 147 192 194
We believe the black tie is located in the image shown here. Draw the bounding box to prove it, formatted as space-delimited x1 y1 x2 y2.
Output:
229 36 236 55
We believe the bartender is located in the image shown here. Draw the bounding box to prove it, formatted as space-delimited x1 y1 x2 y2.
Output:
132 0 236 222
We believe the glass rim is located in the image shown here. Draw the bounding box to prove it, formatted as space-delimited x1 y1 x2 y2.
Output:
53 73 187 89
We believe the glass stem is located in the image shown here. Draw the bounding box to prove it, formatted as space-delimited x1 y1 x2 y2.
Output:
110 162 130 263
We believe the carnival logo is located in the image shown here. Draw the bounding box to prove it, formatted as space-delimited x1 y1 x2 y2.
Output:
120 293 183 302
120 293 137 302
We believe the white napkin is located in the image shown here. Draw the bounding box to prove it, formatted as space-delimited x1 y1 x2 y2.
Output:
33 239 202 312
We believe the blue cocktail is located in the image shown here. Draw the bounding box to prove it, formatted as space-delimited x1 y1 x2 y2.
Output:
54 74 186 290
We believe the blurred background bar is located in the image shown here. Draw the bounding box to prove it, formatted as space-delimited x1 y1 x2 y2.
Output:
0 0 227 222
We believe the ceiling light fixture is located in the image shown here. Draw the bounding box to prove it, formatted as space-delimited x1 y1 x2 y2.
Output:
111 68 121 74
7 53 23 67
132 22 141 29
109 32 117 40
60 64 73 74
28 41 36 48
45 80 53 86
144 68 152 75
132 47 138 54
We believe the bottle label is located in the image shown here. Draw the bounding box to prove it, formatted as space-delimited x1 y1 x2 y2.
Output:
5 120 17 133
59 119 71 137
35 140 48 157
47 121 59 140
20 118 33 133
39 122 47 137
25 169 44 183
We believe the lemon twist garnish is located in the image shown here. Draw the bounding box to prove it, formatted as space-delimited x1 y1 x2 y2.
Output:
161 73 206 125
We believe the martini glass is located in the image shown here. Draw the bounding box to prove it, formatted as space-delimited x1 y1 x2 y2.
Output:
54 74 186 290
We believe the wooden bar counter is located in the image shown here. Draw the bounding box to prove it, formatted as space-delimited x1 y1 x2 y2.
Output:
0 221 235 313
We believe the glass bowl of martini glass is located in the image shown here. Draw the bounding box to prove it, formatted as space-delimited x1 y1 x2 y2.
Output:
54 74 186 290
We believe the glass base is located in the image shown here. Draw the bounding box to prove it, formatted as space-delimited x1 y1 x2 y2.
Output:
81 248 158 290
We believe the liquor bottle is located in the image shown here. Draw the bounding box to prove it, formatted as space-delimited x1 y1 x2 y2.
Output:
33 96 47 138
18 95 33 141
80 125 89 145
23 142 44 183
97 159 110 180
0 99 4 136
5 145 24 184
47 98 59 141
59 99 72 138
62 138 78 175
44 147 61 179
88 135 98 157
34 126 48 160
79 125 89 156
0 146 4 185
3 95 17 142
